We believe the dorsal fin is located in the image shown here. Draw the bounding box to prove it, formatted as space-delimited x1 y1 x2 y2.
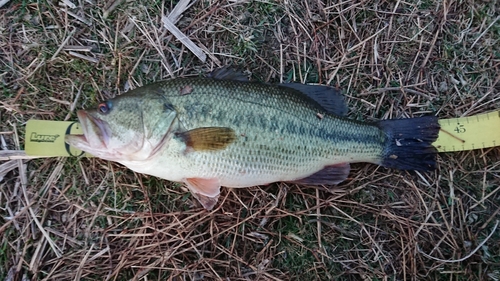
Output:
278 83 348 116
208 66 249 82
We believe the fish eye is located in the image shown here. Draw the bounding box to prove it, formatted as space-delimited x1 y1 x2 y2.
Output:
98 101 112 114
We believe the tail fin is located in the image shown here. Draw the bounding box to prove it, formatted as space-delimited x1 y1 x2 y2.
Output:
377 116 440 171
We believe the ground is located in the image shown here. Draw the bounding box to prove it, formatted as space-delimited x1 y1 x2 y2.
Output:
1 0 499 280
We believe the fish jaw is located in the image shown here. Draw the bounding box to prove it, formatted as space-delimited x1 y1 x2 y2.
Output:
65 110 115 159
65 103 176 162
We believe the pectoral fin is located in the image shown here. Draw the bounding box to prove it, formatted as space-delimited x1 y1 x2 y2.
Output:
177 127 236 151
289 163 350 186
185 177 221 210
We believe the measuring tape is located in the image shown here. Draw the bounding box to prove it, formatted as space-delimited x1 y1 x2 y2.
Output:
433 110 500 152
24 111 500 156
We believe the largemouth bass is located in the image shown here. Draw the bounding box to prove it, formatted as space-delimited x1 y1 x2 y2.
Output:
65 69 440 210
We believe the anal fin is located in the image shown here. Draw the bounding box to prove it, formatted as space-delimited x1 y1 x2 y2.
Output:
289 163 350 186
185 178 221 210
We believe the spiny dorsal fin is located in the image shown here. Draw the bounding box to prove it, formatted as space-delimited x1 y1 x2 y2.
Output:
208 66 249 82
278 83 348 116
177 127 236 151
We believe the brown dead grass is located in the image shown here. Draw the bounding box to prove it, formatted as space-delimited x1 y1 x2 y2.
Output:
1 0 500 280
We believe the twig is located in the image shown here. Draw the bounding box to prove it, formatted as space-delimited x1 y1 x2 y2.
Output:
129 16 174 76
418 220 499 263
0 0 10 8
64 85 83 121
13 123 62 257
74 244 95 281
461 74 500 117
167 0 196 24
69 51 99 63
50 29 76 60
420 2 448 70
470 184 500 209
361 85 432 99
347 24 387 53
103 0 125 19
471 15 500 48
66 10 92 26
0 160 18 181
161 16 207 62
0 150 50 161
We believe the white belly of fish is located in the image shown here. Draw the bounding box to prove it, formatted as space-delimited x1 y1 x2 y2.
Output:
116 134 351 188
119 156 312 188
118 148 329 188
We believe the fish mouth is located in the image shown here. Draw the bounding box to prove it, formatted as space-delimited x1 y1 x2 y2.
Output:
65 110 111 150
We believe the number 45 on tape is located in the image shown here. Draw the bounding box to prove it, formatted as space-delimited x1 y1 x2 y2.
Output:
433 110 500 152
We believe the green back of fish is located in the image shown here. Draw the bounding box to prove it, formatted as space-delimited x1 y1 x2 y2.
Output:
117 78 386 176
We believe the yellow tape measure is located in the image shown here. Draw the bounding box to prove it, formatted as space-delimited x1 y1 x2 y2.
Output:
24 111 500 156
433 110 500 152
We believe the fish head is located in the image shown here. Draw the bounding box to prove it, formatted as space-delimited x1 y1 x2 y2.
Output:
65 94 177 161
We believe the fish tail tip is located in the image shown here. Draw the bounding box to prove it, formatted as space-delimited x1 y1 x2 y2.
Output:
378 115 440 171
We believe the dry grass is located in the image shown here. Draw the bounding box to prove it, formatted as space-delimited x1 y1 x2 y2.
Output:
1 0 500 280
